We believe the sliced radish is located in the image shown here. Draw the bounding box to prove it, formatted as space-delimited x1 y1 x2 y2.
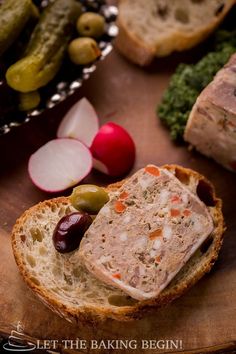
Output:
28 139 92 192
91 122 136 177
57 97 99 147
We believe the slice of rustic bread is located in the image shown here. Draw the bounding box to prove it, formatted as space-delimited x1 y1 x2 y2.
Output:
115 0 235 66
11 165 224 323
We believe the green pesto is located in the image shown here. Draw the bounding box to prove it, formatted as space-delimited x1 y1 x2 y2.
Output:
157 30 236 141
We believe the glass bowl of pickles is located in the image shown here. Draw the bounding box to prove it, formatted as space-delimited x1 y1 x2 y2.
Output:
0 0 118 135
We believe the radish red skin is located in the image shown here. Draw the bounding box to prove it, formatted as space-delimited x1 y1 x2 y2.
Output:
90 122 136 177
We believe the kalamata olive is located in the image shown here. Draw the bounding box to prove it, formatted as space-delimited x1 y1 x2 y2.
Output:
70 184 109 214
53 212 92 253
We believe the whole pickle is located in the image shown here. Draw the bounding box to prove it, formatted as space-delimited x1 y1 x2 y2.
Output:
6 0 82 93
0 0 33 56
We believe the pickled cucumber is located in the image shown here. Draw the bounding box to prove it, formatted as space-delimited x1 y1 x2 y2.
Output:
0 0 33 56
30 3 40 20
19 91 40 111
6 0 82 93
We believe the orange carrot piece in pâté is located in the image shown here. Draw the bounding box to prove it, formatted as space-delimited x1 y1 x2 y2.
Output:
145 166 160 177
114 201 126 213
112 273 121 279
171 195 181 203
119 191 129 200
183 209 191 217
149 229 163 240
170 208 180 217
155 255 162 263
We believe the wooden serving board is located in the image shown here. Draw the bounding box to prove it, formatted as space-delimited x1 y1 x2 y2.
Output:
1 46 236 354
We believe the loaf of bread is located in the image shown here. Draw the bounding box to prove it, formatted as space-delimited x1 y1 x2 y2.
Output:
115 0 235 66
11 165 224 323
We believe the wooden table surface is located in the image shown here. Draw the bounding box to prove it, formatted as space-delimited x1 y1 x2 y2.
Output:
0 45 236 354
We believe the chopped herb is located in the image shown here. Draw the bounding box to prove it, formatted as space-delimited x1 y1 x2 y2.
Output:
125 200 135 206
157 30 236 141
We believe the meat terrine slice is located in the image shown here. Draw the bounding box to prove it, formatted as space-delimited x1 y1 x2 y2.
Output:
78 165 214 301
184 53 236 172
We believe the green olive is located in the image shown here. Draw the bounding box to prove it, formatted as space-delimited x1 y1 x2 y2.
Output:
18 91 40 111
77 12 105 38
68 37 101 65
70 184 109 214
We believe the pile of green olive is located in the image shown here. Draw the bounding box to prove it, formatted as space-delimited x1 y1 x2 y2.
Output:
68 12 105 65
53 184 109 253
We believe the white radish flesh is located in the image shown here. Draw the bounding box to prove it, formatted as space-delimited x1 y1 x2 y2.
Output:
28 139 92 192
57 98 99 147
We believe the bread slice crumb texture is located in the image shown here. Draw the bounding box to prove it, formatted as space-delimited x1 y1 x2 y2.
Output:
12 200 128 307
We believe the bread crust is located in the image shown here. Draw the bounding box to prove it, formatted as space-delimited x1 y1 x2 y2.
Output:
11 165 225 322
115 19 155 66
115 0 235 66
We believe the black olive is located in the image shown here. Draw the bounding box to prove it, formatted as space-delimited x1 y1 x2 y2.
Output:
53 212 92 253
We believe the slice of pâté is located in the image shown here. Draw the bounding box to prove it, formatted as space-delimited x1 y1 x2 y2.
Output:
79 165 214 300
